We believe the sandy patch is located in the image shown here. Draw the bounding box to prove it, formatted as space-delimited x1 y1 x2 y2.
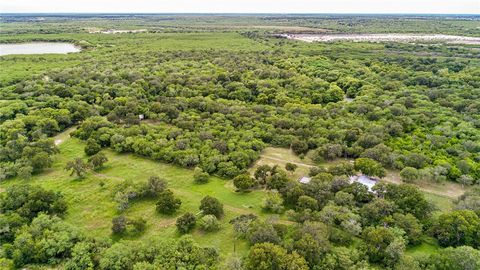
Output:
283 33 480 45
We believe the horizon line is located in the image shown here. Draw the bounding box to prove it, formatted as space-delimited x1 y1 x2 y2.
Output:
1 12 479 16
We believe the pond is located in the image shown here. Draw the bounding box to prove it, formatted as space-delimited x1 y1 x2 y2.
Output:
0 42 81 56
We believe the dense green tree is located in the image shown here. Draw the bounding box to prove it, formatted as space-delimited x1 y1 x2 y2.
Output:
360 198 397 226
247 220 281 245
198 214 220 232
362 226 405 267
88 152 108 170
296 195 319 211
354 158 386 178
291 139 309 155
6 214 84 267
285 162 297 173
84 138 101 156
176 212 196 234
193 167 209 184
400 167 420 183
0 184 67 221
233 174 256 191
428 246 480 270
375 183 432 220
244 243 309 270
65 158 90 178
292 221 331 266
156 189 181 214
199 196 224 218
262 190 284 214
432 210 480 248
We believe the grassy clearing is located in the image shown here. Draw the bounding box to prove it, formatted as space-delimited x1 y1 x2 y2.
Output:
385 170 466 199
406 236 441 257
0 135 273 258
424 193 454 213
249 147 316 180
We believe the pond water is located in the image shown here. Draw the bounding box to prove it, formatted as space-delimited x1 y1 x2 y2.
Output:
0 42 81 56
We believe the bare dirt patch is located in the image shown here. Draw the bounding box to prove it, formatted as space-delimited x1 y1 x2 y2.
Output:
88 29 147 34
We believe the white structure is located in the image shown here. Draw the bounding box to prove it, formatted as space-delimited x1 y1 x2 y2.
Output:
349 175 377 192
299 176 311 184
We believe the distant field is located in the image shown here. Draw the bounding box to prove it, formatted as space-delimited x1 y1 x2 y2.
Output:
0 32 266 85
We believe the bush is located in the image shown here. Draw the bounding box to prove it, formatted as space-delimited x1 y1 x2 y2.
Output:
296 195 319 211
199 196 224 218
193 167 210 184
354 158 386 178
84 138 101 156
176 212 196 233
285 163 298 172
88 152 108 170
400 167 420 183
291 139 309 155
262 190 284 213
141 176 167 198
128 217 147 234
112 216 127 234
199 214 221 232
156 189 181 214
233 174 255 191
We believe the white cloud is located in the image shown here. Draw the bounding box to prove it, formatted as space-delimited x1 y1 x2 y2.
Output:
1 0 479 14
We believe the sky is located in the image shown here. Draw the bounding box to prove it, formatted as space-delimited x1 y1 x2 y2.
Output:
1 0 479 14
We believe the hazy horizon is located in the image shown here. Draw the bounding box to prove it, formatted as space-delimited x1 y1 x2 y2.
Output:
2 0 479 15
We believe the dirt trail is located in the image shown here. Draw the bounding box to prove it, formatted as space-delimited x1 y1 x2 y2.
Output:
54 126 78 146
260 155 315 168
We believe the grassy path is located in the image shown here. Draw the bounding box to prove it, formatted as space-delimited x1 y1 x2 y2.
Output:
53 126 77 145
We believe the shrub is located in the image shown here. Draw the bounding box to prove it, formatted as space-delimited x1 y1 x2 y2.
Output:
400 167 420 183
193 167 210 184
84 138 101 156
111 216 127 234
156 189 181 214
199 196 224 218
176 212 196 234
88 152 108 170
233 174 255 191
199 214 221 232
262 190 284 213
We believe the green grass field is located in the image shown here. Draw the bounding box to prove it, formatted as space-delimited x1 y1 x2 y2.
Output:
0 133 277 259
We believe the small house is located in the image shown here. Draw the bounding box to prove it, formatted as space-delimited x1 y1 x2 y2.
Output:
299 176 311 184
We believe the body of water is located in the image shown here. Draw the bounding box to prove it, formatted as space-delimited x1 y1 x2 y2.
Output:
0 42 80 56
